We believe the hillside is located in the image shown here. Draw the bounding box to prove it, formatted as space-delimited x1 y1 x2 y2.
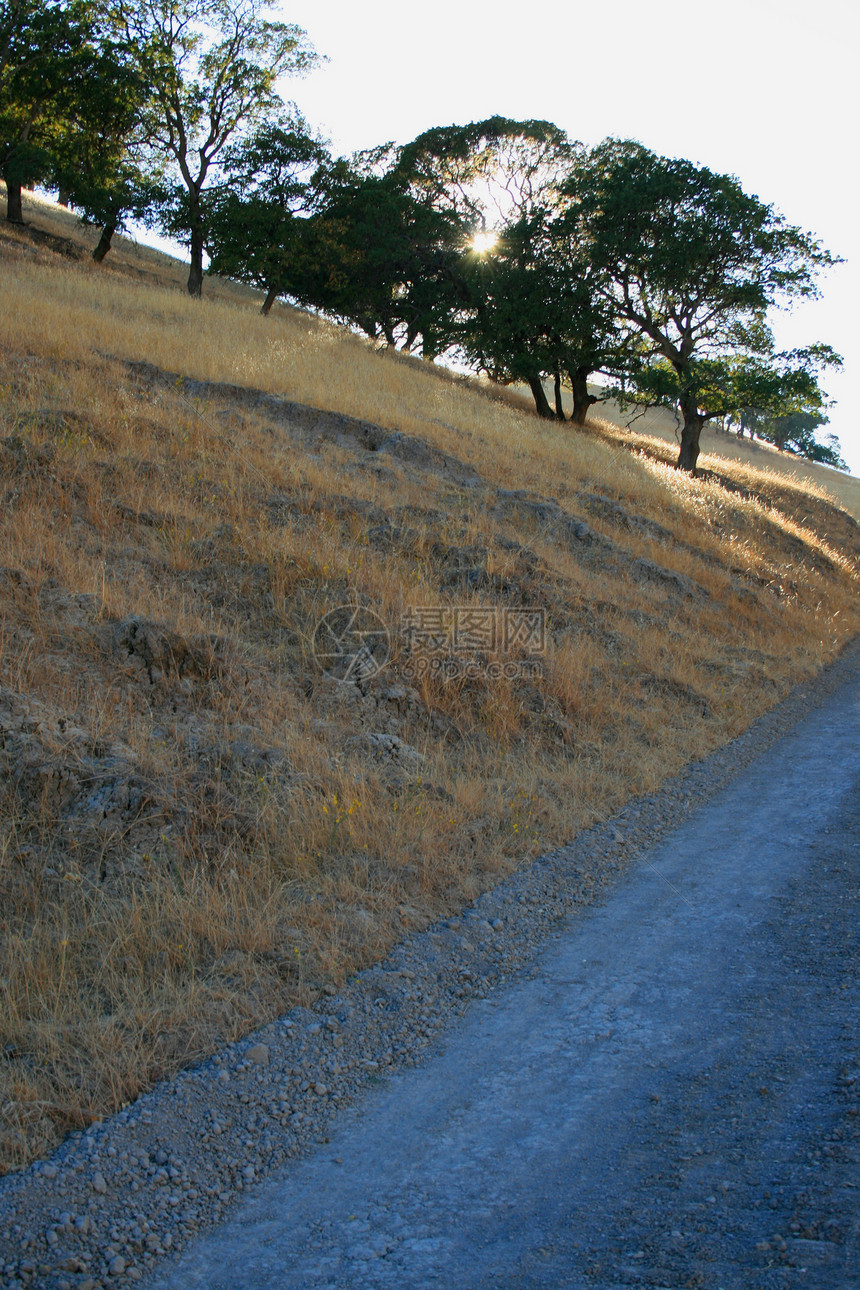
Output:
530 376 860 521
594 395 860 522
1 192 859 1174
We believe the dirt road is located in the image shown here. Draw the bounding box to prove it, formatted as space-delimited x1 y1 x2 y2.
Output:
146 655 860 1290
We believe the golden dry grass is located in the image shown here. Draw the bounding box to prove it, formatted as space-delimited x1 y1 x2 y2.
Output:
0 195 858 1174
594 393 860 522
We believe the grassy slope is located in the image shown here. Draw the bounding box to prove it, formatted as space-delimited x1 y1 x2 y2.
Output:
530 377 860 522
595 396 860 522
1 191 858 1172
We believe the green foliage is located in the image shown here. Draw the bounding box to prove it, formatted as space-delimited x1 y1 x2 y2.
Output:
392 116 624 410
567 139 840 469
756 414 847 470
202 116 329 305
457 204 634 420
47 20 156 245
621 345 840 423
0 0 110 218
731 371 844 461
0 1 160 241
615 342 846 469
279 159 467 352
115 0 323 294
395 115 576 227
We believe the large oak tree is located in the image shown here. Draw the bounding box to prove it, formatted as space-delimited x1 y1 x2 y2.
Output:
116 0 320 296
568 140 839 472
0 0 108 222
395 116 596 403
290 161 466 354
458 205 633 424
203 115 329 312
47 18 155 261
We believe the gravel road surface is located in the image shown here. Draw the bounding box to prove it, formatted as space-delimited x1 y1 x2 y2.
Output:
2 643 858 1290
145 650 860 1290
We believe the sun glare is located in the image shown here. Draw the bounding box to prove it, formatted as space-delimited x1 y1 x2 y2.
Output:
471 229 498 254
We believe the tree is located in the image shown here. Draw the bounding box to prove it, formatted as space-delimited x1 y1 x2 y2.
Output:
395 116 619 406
47 18 156 261
277 156 467 353
203 116 329 312
452 208 621 422
570 140 839 472
726 366 848 468
454 213 559 417
615 341 842 465
0 0 100 222
460 199 639 424
756 410 847 468
0 1 158 243
71 141 160 263
116 0 321 296
395 115 576 230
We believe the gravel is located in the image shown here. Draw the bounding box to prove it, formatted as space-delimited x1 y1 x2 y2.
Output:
0 640 857 1290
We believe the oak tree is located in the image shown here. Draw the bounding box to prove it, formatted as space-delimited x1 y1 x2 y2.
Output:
281 156 467 354
116 0 321 296
570 140 839 472
47 20 155 260
203 116 329 312
0 0 103 222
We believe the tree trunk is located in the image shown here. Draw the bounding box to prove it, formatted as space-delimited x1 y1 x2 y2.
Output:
527 375 556 420
187 215 204 297
570 367 598 426
260 284 278 315
57 187 71 208
4 174 23 224
92 217 118 263
677 392 704 473
553 370 566 420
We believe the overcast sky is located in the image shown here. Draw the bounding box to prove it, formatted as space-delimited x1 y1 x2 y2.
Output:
275 0 859 474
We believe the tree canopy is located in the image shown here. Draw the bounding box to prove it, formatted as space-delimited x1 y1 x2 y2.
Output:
6 55 847 473
395 115 576 230
0 0 115 222
754 411 847 469
115 0 322 296
203 115 330 313
47 15 155 261
566 139 840 470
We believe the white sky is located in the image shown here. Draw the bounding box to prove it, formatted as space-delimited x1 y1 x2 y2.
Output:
275 0 860 474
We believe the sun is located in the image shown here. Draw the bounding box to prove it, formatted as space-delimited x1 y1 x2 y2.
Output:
471 229 498 254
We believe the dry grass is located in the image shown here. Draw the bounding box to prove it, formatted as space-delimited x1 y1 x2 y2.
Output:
1 195 858 1174
593 393 860 522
